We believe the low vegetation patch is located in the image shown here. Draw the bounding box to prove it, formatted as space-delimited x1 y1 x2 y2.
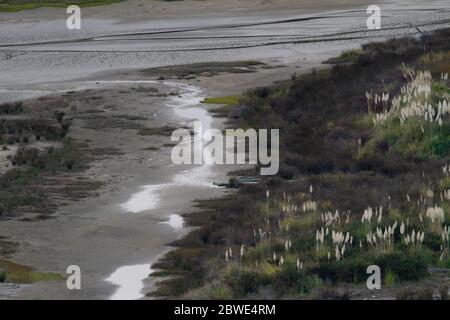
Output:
0 102 24 114
202 95 241 105
202 95 242 117
138 125 178 136
0 0 123 12
324 49 363 65
76 113 144 130
0 138 95 217
0 100 100 219
141 61 265 80
0 259 62 283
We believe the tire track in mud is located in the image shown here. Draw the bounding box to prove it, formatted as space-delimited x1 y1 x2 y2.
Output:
1 18 449 54
0 10 355 47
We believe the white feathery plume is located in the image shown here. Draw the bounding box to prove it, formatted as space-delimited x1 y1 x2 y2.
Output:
426 205 445 223
335 246 341 261
400 221 405 234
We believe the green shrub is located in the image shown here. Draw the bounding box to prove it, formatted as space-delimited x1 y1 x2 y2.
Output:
225 268 270 297
375 252 428 281
316 256 371 284
0 271 6 282
274 262 321 294
385 270 396 286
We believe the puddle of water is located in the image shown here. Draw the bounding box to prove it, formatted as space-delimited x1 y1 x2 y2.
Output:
112 81 218 299
105 263 152 300
121 184 166 213
122 81 215 214
160 214 184 230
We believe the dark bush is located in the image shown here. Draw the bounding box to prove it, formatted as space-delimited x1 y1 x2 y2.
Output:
225 269 270 296
0 102 23 114
254 87 271 99
315 256 370 283
375 252 428 281
274 263 319 294
13 147 44 168
278 165 296 180
0 271 6 282
54 110 65 123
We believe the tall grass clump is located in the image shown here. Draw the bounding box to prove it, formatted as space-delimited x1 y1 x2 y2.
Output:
365 55 450 157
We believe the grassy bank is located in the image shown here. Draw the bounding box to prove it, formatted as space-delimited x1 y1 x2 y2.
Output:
150 29 450 299
0 0 123 12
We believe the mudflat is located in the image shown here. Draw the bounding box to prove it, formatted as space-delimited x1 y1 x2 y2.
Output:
0 0 377 21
